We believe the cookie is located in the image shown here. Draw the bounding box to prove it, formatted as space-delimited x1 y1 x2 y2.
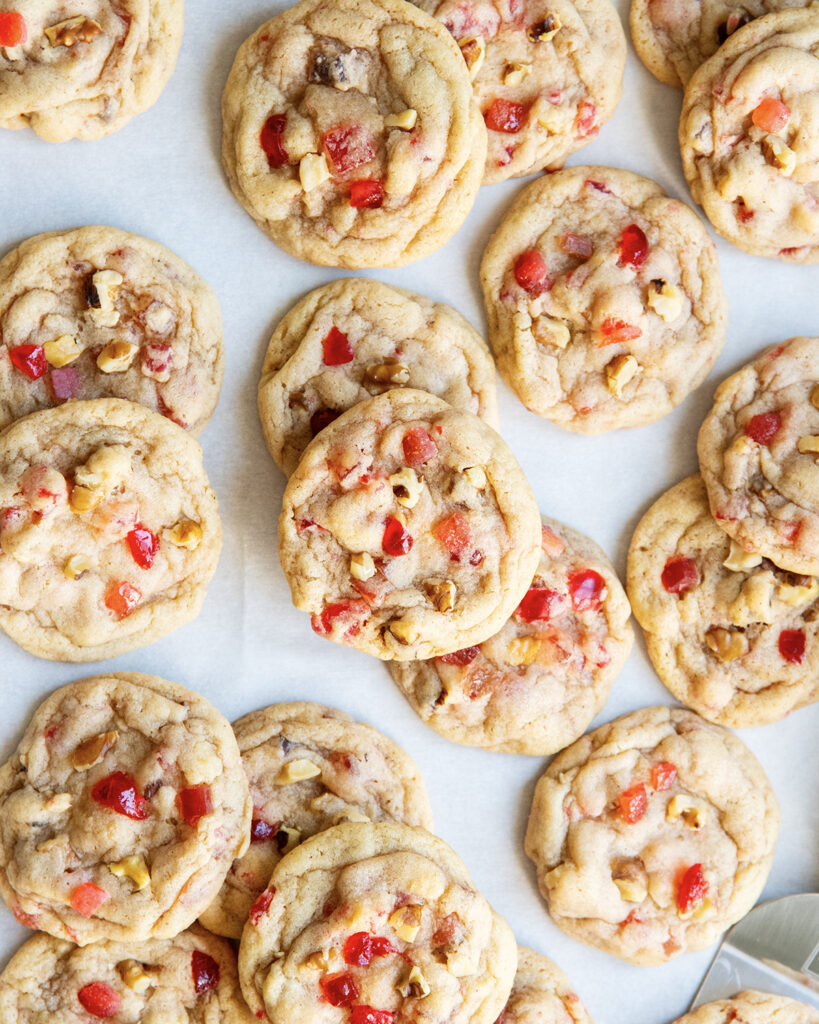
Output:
679 9 819 263
0 925 255 1023
524 706 779 966
0 673 251 945
480 166 727 433
498 946 593 1024
0 227 224 435
199 702 433 940
698 338 819 576
278 388 542 661
0 1 184 142
237 821 517 1024
0 398 221 662
388 517 633 754
628 475 819 728
221 0 487 268
413 0 625 184
258 278 499 476
670 991 819 1024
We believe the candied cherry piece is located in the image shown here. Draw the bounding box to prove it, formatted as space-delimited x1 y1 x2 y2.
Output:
350 179 384 209
323 125 376 174
517 587 562 622
312 599 369 638
745 411 781 445
433 512 471 560
383 516 413 556
91 771 148 820
249 888 275 925
779 628 806 664
251 817 277 842
651 762 677 791
618 224 649 268
320 972 360 1007
677 863 708 912
343 932 396 966
618 783 647 824
310 408 341 435
261 114 288 168
752 97 790 133
178 784 213 827
0 11 26 46
127 524 159 569
484 98 527 133
661 556 699 595
192 950 220 994
322 326 354 366
9 344 47 380
575 99 597 136
514 249 551 295
78 982 121 1019
561 233 593 259
70 882 109 918
351 1009 395 1024
439 646 480 665
51 366 81 401
568 569 606 611
402 426 438 466
599 318 642 345
105 581 141 618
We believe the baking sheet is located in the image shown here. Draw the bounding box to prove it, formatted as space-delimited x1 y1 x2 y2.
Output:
0 3 817 1021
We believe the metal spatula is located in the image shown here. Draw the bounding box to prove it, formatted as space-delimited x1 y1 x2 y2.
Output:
691 894 819 1010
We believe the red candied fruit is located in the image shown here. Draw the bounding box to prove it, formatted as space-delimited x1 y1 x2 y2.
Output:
677 863 708 912
320 971 360 1007
249 888 275 926
310 408 341 435
661 556 699 595
751 97 790 133
104 580 141 618
311 599 369 638
192 950 220 994
343 932 396 966
383 516 413 556
779 628 806 664
618 783 648 824
127 524 159 569
91 771 148 820
517 587 562 622
402 427 438 466
78 982 121 1019
484 98 527 133
70 882 109 918
322 326 354 366
10 344 47 380
251 817 277 842
737 201 754 223
261 114 289 168
745 411 781 445
561 233 593 259
349 179 384 209
618 224 649 268
351 1009 395 1024
439 646 480 665
323 125 376 174
178 784 213 827
51 366 80 400
433 512 471 560
650 762 677 791
598 318 642 345
568 569 606 611
0 12 26 46
575 99 597 136
514 249 551 295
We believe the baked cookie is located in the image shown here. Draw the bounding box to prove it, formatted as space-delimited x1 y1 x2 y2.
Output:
199 702 433 940
679 9 819 263
524 706 779 966
258 278 498 477
0 1 184 142
498 946 593 1024
628 475 819 728
0 398 221 662
698 338 819 576
237 821 517 1024
388 517 633 754
221 0 487 268
0 925 255 1023
0 674 251 945
278 388 542 661
670 991 819 1024
0 226 224 435
413 0 626 184
480 166 727 433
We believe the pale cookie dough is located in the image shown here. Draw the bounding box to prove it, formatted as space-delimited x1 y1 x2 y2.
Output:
0 925 255 1023
0 227 224 435
221 0 487 268
258 278 499 477
480 166 727 433
278 388 542 661
698 338 819 576
524 706 779 966
199 702 433 940
628 475 819 728
497 946 593 1024
0 0 184 142
670 991 819 1024
237 821 517 1024
0 674 251 945
413 0 626 184
679 9 819 263
0 398 221 662
388 517 633 754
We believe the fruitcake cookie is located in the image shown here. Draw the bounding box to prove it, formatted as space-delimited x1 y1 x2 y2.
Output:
698 338 819 576
498 946 593 1024
388 517 633 754
199 702 433 940
524 705 779 965
0 925 255 1023
413 0 626 184
679 9 819 263
0 0 184 142
628 475 819 727
237 821 517 1024
258 278 498 476
480 166 727 433
0 674 251 945
670 991 819 1024
278 389 542 661
0 398 221 661
0 226 224 435
221 0 487 268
